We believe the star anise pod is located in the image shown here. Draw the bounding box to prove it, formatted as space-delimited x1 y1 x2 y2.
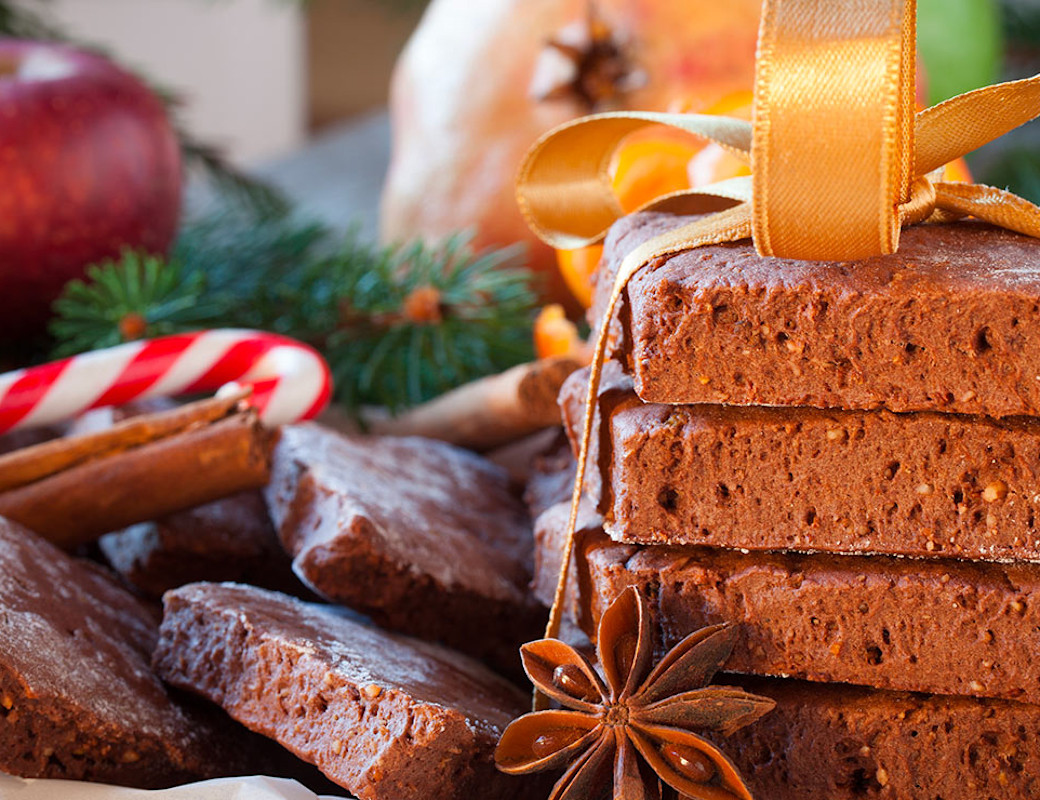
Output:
496 587 775 800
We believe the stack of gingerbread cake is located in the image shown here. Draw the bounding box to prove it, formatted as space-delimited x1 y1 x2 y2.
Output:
533 212 1040 798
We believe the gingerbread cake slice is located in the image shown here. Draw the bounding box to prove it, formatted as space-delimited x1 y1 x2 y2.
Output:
0 425 62 455
0 516 247 788
723 676 1040 800
561 362 1040 561
593 214 1040 417
265 424 544 676
99 491 308 600
154 582 535 800
535 501 1040 704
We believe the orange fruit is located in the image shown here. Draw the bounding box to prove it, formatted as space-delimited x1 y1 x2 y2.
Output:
943 157 972 183
555 245 604 310
534 304 591 362
611 131 702 212
557 90 755 308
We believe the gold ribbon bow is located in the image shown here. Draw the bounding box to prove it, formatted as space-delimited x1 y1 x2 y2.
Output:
521 0 1040 706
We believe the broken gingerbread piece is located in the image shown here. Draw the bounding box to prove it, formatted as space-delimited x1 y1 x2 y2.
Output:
0 425 62 456
265 424 544 677
521 429 578 520
99 491 309 600
154 582 536 800
0 516 250 788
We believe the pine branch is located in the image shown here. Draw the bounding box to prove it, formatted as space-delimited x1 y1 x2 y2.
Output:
171 208 329 315
49 214 539 414
310 234 537 411
50 252 216 356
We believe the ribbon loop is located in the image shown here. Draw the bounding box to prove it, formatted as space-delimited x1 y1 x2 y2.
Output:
516 112 752 250
899 175 938 228
751 0 916 260
935 182 1040 239
916 73 1040 175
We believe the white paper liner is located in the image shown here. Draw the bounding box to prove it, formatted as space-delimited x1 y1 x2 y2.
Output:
0 774 350 799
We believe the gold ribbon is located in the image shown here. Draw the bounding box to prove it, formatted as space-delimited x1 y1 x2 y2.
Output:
752 0 917 259
520 0 1040 708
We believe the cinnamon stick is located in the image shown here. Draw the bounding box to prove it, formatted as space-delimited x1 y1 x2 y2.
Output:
0 395 272 549
369 357 582 451
0 392 247 493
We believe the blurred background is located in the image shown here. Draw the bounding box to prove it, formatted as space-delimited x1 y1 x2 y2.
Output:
10 0 1031 254
42 0 422 163
3 0 1040 409
29 0 1040 181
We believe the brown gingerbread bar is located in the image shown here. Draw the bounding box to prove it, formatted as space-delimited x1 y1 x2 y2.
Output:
723 676 1040 799
531 498 605 632
561 362 1040 561
154 582 536 800
522 429 577 519
536 501 1040 704
265 424 544 677
525 544 1040 800
487 426 568 490
593 214 1040 417
98 491 308 600
0 516 248 787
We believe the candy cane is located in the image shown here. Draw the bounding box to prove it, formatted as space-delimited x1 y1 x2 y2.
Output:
0 330 332 434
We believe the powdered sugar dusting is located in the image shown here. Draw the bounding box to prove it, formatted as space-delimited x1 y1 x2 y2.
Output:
168 583 524 732
268 425 531 601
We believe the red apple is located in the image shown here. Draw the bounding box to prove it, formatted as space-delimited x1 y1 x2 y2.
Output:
0 41 182 341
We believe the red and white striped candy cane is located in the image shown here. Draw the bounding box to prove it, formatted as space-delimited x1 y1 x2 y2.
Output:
0 329 332 435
